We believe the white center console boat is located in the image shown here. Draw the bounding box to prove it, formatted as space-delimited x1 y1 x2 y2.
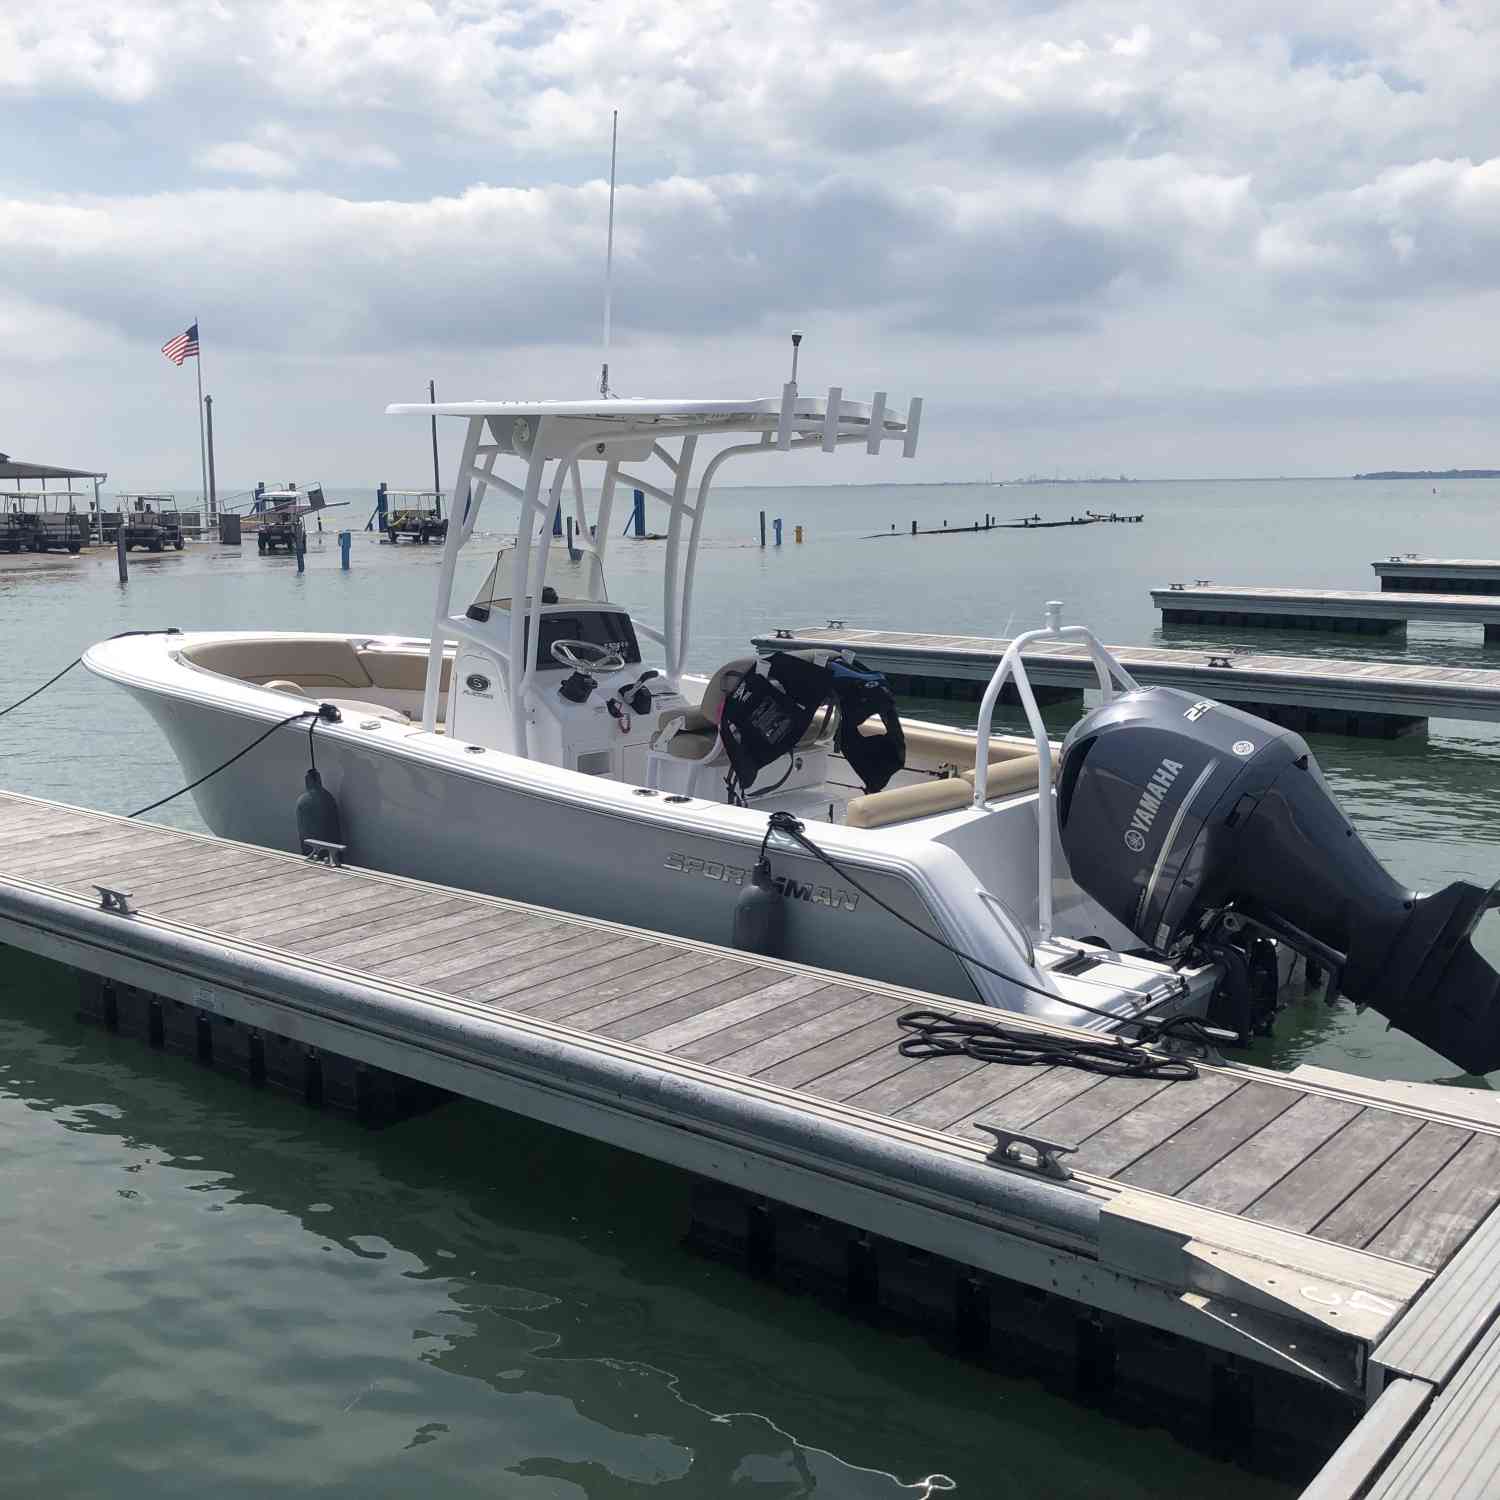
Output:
84 381 1500 1070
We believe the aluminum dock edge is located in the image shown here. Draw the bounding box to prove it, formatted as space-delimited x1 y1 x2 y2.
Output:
1152 584 1500 643
5 789 1500 1485
1371 558 1500 596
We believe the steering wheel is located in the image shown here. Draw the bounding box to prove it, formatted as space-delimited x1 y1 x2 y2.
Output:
550 639 626 673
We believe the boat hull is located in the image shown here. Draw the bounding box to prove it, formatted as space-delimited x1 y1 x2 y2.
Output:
125 687 988 1003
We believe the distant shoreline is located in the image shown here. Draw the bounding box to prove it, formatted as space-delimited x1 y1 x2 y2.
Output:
1353 469 1500 480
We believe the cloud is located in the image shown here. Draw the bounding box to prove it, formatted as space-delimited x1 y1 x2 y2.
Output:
196 141 300 179
0 156 1260 358
5 0 1500 480
1261 157 1500 299
194 126 401 181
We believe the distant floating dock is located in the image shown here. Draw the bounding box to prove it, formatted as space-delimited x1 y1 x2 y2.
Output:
868 511 1143 539
7 788 1500 1487
1151 584 1500 643
754 624 1500 737
1371 558 1500 595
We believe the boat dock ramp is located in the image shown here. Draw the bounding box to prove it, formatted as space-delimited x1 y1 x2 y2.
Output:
1371 558 1500 595
753 624 1500 738
1152 584 1500 643
4 788 1500 1492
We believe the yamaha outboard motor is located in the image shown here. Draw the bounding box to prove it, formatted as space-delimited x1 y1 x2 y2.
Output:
1056 685 1500 1074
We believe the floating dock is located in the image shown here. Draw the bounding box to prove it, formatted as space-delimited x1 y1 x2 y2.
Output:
1371 558 1500 596
1152 584 1500 643
752 625 1500 737
4 790 1500 1490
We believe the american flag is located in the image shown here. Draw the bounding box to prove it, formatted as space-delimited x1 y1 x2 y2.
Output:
161 323 199 365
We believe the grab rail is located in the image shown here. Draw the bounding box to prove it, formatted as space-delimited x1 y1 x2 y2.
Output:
972 602 1140 939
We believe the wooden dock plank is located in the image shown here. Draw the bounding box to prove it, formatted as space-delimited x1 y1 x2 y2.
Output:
1313 1121 1472 1253
329 909 552 976
1115 1081 1299 1195
713 995 899 1080
1366 1133 1500 1269
593 970 829 1042
126 854 295 907
1 809 143 851
225 888 466 950
480 948 706 1017
254 895 481 956
841 1052 989 1116
0 824 131 866
753 1008 913 1090
25 840 252 894
1175 1093 1363 1214
163 867 366 927
1024 1073 1175 1145
894 1057 1059 1131
1243 1108 1424 1234
214 878 449 940
395 924 587 988
799 1038 934 1104
457 934 674 1006
3 826 191 879
312 903 496 964
947 1065 1112 1141
1068 1072 1244 1178
665 983 881 1064
583 968 784 1039
634 977 849 1055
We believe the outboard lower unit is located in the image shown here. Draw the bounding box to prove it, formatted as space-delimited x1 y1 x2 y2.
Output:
1056 686 1500 1074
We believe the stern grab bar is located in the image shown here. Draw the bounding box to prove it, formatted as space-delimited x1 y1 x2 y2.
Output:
972 602 1141 940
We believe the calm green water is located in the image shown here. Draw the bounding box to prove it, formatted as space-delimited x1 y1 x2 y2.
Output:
3 475 1499 1496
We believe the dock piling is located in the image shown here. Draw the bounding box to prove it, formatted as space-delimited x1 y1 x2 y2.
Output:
338 531 351 570
759 510 766 547
115 529 128 585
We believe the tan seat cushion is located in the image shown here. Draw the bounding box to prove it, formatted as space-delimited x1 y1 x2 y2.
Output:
858 721 1034 773
359 649 453 692
844 754 1045 829
662 726 718 760
679 657 757 732
845 776 976 828
183 637 373 689
963 755 1047 797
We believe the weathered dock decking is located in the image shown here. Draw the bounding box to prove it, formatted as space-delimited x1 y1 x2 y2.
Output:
4 789 1500 1484
1152 584 1500 642
752 624 1500 736
1372 558 1500 596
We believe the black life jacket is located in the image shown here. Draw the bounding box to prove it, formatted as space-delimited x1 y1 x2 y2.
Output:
717 655 821 796
830 659 905 794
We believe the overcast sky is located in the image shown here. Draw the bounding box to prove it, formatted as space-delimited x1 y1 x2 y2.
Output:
3 0 1498 490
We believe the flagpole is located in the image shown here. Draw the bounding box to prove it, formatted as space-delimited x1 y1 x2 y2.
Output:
194 317 210 519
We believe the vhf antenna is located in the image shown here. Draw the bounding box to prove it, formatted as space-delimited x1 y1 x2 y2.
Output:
789 329 803 386
600 110 619 398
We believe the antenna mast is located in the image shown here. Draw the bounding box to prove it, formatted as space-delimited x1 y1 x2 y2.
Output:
600 110 618 397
